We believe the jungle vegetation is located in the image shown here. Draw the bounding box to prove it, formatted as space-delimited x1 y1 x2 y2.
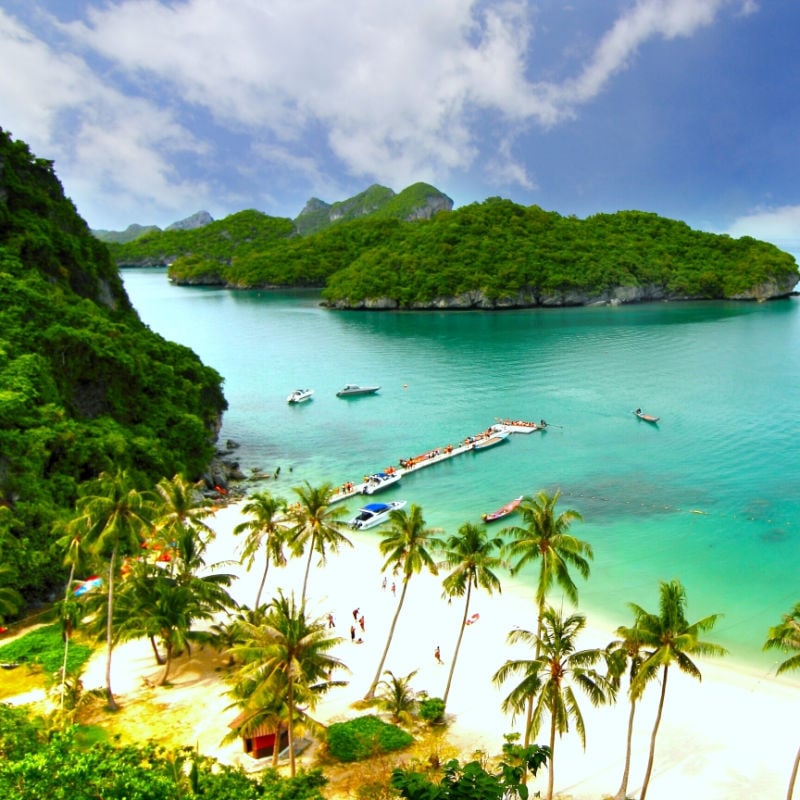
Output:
0 127 226 606
111 196 797 306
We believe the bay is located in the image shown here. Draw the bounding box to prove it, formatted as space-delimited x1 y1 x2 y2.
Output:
123 268 800 671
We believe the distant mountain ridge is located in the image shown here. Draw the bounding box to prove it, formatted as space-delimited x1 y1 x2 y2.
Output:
95 182 453 243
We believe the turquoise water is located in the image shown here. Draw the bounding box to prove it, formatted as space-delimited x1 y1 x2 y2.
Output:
123 269 800 671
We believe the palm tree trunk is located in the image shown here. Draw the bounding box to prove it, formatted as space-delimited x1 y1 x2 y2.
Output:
272 722 281 768
149 635 166 664
524 598 545 748
614 697 637 800
287 680 296 777
365 575 409 700
546 706 557 800
442 579 472 706
105 546 118 711
786 743 800 800
639 665 669 800
254 553 271 609
301 535 316 603
59 563 76 711
159 639 173 685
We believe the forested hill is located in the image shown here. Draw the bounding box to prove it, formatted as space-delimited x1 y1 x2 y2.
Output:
0 128 227 603
113 197 797 308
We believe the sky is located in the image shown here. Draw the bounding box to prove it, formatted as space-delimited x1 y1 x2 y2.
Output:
1 0 799 259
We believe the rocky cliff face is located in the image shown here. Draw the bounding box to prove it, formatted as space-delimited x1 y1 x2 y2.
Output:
166 210 214 231
327 275 798 311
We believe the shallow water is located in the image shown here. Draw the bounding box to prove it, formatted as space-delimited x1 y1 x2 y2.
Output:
123 269 800 671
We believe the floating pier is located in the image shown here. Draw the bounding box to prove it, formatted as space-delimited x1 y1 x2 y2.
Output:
330 420 544 503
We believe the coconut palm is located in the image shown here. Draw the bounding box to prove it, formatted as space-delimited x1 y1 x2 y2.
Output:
439 522 503 706
288 481 351 603
73 469 153 709
233 491 289 608
230 591 347 776
152 473 214 545
764 602 800 800
502 489 590 640
377 668 419 725
605 626 647 800
364 504 440 700
502 489 591 743
495 606 610 800
628 579 726 800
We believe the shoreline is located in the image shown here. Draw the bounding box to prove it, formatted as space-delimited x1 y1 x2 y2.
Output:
195 500 799 800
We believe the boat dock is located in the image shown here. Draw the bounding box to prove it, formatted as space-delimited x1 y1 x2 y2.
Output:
330 421 542 503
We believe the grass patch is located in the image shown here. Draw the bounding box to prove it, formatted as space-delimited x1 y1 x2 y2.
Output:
327 715 414 762
0 624 94 677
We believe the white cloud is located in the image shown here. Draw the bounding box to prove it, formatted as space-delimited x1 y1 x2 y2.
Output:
727 205 800 255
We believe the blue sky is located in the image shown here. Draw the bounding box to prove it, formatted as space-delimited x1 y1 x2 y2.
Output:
2 0 799 260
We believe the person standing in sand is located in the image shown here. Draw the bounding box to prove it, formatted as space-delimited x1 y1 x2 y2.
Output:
435 645 443 664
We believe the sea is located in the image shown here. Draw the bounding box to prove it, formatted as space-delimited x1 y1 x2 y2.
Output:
122 268 800 674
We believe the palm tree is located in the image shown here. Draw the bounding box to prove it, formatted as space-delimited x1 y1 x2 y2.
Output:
230 591 347 776
439 522 503 706
364 504 440 700
73 469 153 710
605 626 647 800
502 489 590 641
288 481 351 603
233 491 289 608
55 517 93 709
495 606 610 800
152 473 214 545
764 602 800 800
628 579 726 800
502 489 591 744
377 668 419 725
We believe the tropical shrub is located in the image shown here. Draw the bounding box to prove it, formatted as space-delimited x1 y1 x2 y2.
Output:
327 715 414 762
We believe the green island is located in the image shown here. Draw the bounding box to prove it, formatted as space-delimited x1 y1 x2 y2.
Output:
3 129 800 800
109 194 798 308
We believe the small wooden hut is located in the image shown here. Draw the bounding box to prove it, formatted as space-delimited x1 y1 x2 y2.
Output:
228 712 289 760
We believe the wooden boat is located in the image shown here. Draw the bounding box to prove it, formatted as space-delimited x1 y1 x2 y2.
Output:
482 495 523 523
472 430 510 450
634 408 659 423
336 384 380 397
287 388 314 404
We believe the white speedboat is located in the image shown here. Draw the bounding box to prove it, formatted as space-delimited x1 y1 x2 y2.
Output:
362 471 402 494
472 430 510 450
336 384 380 397
287 388 314 404
349 500 407 530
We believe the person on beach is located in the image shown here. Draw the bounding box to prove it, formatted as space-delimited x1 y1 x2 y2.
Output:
327 613 335 628
391 582 396 596
350 625 356 642
435 645 443 664
352 607 359 620
382 577 387 590
359 615 365 632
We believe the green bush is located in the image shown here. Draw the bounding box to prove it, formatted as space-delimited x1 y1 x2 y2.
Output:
326 715 414 762
418 697 445 725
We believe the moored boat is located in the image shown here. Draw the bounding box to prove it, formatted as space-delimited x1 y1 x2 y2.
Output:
634 408 660 423
362 470 402 494
482 495 523 522
336 384 380 397
348 500 407 530
287 388 314 404
472 430 510 450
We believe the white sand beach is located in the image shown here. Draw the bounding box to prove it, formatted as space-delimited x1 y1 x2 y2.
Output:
78 499 800 799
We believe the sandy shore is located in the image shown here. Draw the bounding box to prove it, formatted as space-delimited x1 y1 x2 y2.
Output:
77 499 799 799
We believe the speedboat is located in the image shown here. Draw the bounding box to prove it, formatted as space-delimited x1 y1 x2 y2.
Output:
633 408 659 423
349 500 407 530
336 384 380 397
362 471 402 494
482 495 523 523
287 388 314 404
